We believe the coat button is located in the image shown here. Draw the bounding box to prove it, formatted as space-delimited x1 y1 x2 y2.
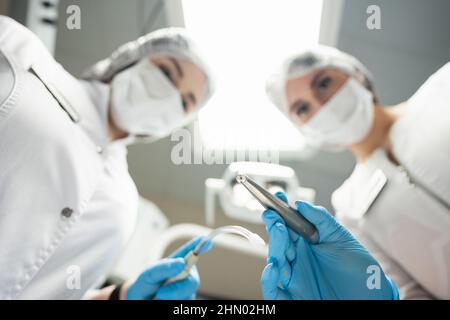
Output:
96 146 103 154
61 207 73 218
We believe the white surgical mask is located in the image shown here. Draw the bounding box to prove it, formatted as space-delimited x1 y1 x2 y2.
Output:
299 78 374 150
110 59 185 139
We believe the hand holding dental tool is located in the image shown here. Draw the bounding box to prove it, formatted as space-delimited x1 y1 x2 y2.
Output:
125 226 264 300
125 236 208 300
236 174 319 244
164 225 265 285
261 192 399 300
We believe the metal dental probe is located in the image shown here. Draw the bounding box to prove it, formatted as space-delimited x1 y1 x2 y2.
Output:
236 174 319 244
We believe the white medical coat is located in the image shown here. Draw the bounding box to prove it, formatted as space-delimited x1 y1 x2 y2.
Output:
0 16 138 299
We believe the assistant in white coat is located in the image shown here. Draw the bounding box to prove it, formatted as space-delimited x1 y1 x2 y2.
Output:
332 63 450 299
266 45 450 299
0 16 213 299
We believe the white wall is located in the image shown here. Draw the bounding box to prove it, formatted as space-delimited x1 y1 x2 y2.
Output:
337 0 450 105
55 0 168 75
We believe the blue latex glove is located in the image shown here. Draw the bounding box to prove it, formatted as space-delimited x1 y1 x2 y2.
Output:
261 192 399 300
125 236 212 300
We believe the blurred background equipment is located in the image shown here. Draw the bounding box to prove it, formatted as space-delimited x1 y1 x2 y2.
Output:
2 0 59 54
205 162 315 226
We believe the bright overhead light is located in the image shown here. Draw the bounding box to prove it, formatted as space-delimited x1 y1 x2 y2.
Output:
182 0 323 154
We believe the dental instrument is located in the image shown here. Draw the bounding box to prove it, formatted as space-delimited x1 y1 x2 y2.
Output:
236 174 319 244
205 162 316 226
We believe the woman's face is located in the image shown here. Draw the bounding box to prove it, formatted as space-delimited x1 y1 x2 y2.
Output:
150 56 207 114
285 68 349 125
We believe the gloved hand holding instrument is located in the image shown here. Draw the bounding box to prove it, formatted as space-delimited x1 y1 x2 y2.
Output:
125 224 265 300
236 174 399 300
125 236 212 300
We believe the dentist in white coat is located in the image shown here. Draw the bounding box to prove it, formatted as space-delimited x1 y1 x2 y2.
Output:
0 16 213 300
265 46 450 299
